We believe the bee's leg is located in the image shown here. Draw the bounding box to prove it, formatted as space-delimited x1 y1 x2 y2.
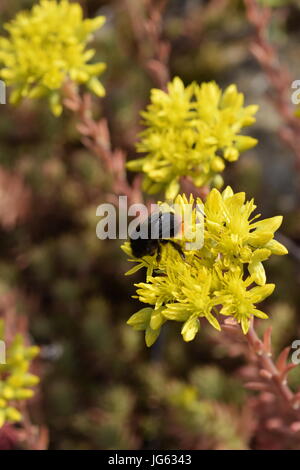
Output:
156 242 162 263
161 240 185 261
170 241 186 261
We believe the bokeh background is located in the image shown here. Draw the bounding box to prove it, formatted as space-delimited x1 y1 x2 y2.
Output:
0 0 300 449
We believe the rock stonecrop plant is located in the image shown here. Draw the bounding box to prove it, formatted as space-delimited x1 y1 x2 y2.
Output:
0 321 39 428
123 188 287 346
0 0 297 449
0 0 106 115
127 77 259 198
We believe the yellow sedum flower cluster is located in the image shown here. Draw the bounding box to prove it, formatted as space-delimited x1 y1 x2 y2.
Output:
123 188 287 346
0 0 106 115
127 77 258 198
0 321 39 427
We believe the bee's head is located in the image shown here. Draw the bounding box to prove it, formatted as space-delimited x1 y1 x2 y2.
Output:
129 237 158 258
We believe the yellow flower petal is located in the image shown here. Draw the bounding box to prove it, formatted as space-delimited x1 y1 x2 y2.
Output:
181 316 200 342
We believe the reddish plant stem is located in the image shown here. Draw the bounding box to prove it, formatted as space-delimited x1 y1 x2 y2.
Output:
222 317 300 442
124 0 170 91
62 81 143 206
246 322 295 406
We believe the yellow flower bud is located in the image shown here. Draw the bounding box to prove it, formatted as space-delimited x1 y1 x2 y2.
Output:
145 325 160 347
26 346 40 359
249 261 266 286
0 398 7 408
235 135 258 152
165 179 180 200
150 309 165 331
0 411 5 428
211 156 225 172
181 315 200 342
264 239 288 255
5 407 22 422
127 308 152 331
14 388 34 399
224 147 239 162
2 386 15 400
212 174 224 189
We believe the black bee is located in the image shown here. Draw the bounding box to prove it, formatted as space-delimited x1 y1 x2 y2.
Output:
129 211 184 260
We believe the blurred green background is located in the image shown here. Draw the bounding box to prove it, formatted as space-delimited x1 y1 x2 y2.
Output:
0 0 299 449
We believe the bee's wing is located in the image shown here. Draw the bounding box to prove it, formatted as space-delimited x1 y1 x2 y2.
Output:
131 211 161 240
158 212 181 239
132 211 181 240
145 211 162 239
